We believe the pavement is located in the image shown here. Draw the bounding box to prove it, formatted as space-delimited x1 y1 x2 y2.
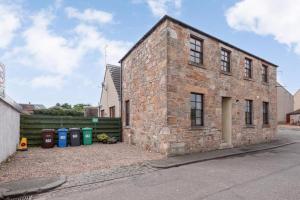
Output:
33 127 300 200
0 176 66 199
147 138 295 169
2 126 299 199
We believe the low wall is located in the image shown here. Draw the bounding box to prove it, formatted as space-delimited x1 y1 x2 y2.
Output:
0 96 21 163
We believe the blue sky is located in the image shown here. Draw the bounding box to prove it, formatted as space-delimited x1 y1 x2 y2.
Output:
0 0 299 107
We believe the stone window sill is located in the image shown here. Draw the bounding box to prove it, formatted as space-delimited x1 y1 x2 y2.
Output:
190 126 206 130
244 125 256 128
243 77 254 81
124 126 131 129
189 61 206 69
220 70 232 76
262 124 270 128
262 82 269 86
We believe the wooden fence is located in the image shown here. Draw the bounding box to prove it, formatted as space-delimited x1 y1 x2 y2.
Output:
20 115 122 146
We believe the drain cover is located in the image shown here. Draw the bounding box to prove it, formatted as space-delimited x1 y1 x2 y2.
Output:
8 196 32 200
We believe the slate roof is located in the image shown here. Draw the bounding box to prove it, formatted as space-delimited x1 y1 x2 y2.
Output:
288 109 300 115
107 64 121 99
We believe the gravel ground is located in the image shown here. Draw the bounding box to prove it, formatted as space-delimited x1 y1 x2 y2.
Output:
0 143 164 183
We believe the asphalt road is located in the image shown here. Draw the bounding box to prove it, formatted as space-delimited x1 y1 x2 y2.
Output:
36 128 300 200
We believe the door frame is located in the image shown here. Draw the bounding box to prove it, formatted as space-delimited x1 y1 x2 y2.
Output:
221 97 232 145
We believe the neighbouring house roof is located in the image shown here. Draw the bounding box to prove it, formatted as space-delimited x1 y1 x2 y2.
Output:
276 82 293 96
19 103 46 114
0 95 22 113
288 109 300 115
107 64 121 100
119 15 278 68
19 103 46 110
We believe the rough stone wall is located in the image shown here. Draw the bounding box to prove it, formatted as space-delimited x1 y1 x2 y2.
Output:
122 18 277 156
165 20 277 155
0 98 20 163
122 21 169 153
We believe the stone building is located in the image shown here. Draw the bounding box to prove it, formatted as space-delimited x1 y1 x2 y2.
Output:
277 83 294 123
294 89 300 111
100 64 121 118
120 16 278 155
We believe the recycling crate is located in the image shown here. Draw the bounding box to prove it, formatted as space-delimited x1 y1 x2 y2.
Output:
69 128 81 146
82 127 93 145
57 128 68 147
41 129 55 148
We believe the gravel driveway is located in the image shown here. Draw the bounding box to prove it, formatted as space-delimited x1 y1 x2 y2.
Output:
0 143 164 183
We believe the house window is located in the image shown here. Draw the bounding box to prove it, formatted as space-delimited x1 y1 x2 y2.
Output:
244 58 252 78
221 49 230 72
245 100 253 125
262 65 268 83
263 102 269 125
125 100 130 126
191 93 204 126
100 110 105 117
189 36 203 65
109 106 115 118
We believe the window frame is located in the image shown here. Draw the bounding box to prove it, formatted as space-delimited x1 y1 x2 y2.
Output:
109 106 115 118
189 35 203 66
221 48 231 73
245 99 253 125
244 58 252 79
263 102 269 125
125 100 130 126
100 110 105 118
262 64 268 83
190 93 204 127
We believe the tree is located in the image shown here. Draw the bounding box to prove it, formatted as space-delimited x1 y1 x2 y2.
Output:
61 103 72 109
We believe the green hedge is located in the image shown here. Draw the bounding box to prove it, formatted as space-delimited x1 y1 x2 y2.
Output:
20 115 122 147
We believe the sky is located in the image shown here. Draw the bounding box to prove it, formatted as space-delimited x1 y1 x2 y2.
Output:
1 0 300 107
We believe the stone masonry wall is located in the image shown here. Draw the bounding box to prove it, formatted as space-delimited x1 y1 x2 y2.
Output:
122 18 277 156
122 21 169 153
165 20 277 155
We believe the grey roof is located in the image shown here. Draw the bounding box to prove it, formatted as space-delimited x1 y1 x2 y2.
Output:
107 64 121 99
19 103 46 110
288 109 300 115
119 15 278 68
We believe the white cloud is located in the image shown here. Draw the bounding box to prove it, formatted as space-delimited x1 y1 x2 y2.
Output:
145 0 182 17
21 11 81 76
74 23 131 65
65 7 113 24
226 0 300 55
31 75 64 89
0 3 21 48
1 6 130 89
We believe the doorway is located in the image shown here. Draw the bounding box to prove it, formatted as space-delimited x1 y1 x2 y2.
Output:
222 97 232 145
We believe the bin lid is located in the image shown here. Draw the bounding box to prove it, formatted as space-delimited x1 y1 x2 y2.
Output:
57 128 68 132
82 127 92 131
69 128 81 131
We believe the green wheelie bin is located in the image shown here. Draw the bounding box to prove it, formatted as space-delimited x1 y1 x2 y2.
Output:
82 127 93 145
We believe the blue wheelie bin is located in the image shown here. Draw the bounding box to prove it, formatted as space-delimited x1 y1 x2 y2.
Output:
57 128 68 147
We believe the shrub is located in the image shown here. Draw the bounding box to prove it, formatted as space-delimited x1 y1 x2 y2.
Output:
97 133 109 143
